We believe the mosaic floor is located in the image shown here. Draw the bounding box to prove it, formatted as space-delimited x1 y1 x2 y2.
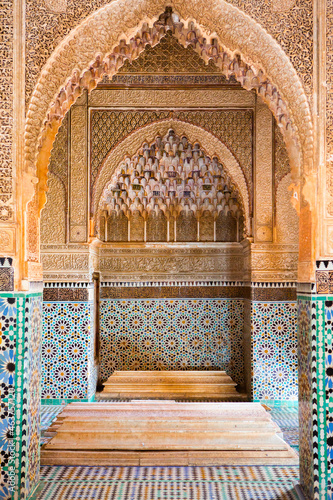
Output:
36 403 300 500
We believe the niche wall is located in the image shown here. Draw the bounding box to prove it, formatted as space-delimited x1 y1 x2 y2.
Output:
99 287 244 387
39 32 299 403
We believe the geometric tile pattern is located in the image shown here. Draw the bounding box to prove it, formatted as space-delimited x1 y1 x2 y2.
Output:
100 298 244 385
25 295 42 497
297 295 314 500
323 298 333 498
35 465 300 500
0 292 42 500
297 285 333 500
0 257 14 292
0 296 17 500
252 301 298 401
42 302 96 402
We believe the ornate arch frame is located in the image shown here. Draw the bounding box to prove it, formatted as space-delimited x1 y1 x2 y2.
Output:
92 119 250 232
22 0 315 282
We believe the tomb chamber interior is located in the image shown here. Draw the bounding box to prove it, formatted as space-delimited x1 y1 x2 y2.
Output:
40 32 299 403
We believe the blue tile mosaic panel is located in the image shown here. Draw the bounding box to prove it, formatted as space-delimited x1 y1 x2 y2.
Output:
41 302 96 401
323 299 333 496
25 295 42 497
252 301 298 401
0 292 42 500
100 298 244 386
297 296 314 500
0 296 17 500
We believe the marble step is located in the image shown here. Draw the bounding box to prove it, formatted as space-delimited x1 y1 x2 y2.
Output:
41 401 298 466
102 370 244 399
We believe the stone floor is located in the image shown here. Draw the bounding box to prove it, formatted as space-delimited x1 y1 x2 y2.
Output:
35 402 300 499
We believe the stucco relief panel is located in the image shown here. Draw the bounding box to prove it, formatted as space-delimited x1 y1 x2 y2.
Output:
255 101 273 242
250 246 298 281
0 0 13 221
98 246 244 282
24 1 313 196
276 174 299 245
48 114 68 192
325 0 333 257
274 124 291 190
70 105 87 242
227 0 312 100
40 174 66 244
41 253 89 271
24 0 313 106
88 88 254 108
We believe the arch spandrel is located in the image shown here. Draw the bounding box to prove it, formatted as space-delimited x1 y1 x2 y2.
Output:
25 1 313 191
22 0 316 282
92 119 250 233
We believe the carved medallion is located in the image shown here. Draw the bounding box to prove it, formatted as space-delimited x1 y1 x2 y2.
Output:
271 0 296 12
44 0 67 14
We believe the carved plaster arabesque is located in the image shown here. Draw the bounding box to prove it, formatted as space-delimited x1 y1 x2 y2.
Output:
255 100 273 242
41 243 245 282
70 105 87 242
271 0 296 14
274 123 290 190
44 0 67 14
98 244 244 282
325 1 333 256
24 2 313 210
24 0 313 107
93 119 250 233
276 173 299 245
40 173 66 244
48 113 68 192
0 227 15 255
0 0 13 222
88 88 254 108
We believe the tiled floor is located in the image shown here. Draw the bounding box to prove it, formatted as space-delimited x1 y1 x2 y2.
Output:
36 402 300 500
34 465 300 499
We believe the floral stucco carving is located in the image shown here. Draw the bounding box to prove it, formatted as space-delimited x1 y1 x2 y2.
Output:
271 0 296 13
44 0 67 14
24 1 313 214
40 173 66 244
25 0 312 106
92 119 250 233
276 173 299 245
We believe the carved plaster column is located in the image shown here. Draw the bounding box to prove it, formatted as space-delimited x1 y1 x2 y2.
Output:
69 93 88 243
254 97 273 243
298 1 332 499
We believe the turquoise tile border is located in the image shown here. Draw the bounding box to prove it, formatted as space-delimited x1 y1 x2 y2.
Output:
297 293 330 500
253 400 299 407
41 398 90 404
0 292 42 500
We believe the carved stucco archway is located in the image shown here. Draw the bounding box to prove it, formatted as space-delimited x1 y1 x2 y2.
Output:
23 0 315 282
92 119 250 233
